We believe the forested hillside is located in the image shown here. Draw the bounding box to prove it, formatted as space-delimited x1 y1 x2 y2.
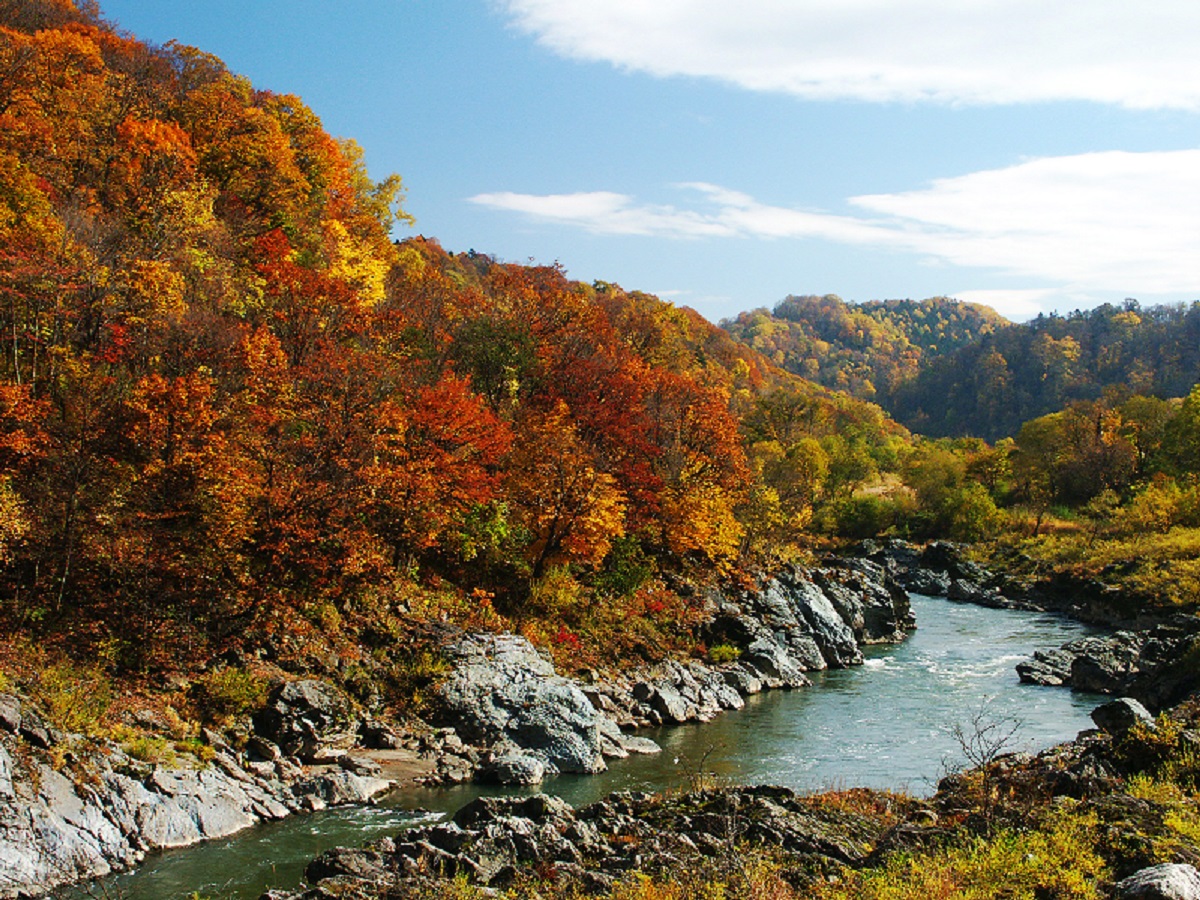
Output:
725 294 1200 440
0 0 909 678
722 294 1007 402
4 0 1200 696
892 301 1200 439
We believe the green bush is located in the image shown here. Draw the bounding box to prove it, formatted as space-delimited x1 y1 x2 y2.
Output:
829 495 899 539
707 643 742 664
122 734 176 766
30 661 113 736
597 535 656 598
191 668 269 723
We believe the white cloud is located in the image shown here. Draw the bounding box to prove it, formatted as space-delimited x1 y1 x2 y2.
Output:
851 150 1200 294
498 0 1200 109
468 149 1200 298
950 289 1062 322
468 190 734 237
469 183 891 243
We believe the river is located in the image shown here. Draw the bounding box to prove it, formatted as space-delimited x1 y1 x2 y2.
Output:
95 593 1104 899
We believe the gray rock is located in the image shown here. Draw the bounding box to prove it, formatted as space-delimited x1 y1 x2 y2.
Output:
247 735 282 761
436 634 608 774
947 579 1010 608
338 754 383 777
1091 698 1155 736
633 681 695 724
293 771 393 807
18 708 55 749
476 753 546 786
1069 634 1144 694
743 639 812 688
596 717 660 759
360 719 402 750
0 695 20 734
612 733 662 755
1117 863 1200 899
254 679 359 763
1017 648 1076 686
920 541 990 584
776 578 862 668
722 664 763 695
815 562 913 643
0 745 11 800
907 568 951 596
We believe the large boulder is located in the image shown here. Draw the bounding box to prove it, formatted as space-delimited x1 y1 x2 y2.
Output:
435 634 608 775
814 560 913 644
253 679 359 763
1091 698 1155 736
1117 863 1200 899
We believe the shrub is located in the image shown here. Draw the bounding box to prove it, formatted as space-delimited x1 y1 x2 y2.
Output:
122 733 177 766
707 643 742 664
384 647 449 712
946 484 1003 542
597 534 656 598
29 661 113 736
526 566 588 621
191 667 269 723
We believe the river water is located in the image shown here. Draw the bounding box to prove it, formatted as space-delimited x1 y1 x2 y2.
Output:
98 594 1104 899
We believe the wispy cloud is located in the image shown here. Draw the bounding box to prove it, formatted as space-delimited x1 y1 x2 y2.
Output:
468 149 1200 297
470 183 891 243
499 0 1200 109
950 289 1064 321
468 190 733 238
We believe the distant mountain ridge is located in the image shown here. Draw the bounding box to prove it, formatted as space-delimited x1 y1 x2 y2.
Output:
722 294 1008 405
722 295 1200 441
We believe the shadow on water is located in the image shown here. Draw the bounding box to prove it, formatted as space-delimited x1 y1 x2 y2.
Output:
90 594 1105 899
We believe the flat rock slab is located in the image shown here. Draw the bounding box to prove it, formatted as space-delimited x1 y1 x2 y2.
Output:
1118 863 1200 899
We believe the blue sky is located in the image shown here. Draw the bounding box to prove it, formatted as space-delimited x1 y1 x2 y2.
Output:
97 0 1200 323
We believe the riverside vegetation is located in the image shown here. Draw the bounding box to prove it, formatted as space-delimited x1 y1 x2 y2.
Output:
2 2 1200 898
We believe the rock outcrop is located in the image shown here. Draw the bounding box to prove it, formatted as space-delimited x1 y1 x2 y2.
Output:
1018 618 1200 708
267 785 895 899
1116 863 1200 899
435 633 612 777
0 689 394 899
426 559 914 786
253 679 360 763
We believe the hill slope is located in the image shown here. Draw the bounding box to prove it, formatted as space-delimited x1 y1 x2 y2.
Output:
722 294 1008 403
0 1 910 677
724 295 1200 440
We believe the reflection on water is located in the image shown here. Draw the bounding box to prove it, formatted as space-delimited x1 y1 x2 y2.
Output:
99 594 1103 899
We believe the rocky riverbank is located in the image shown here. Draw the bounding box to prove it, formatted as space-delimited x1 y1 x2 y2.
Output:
421 557 913 786
861 539 1200 712
264 695 1200 900
0 556 913 896
0 681 406 898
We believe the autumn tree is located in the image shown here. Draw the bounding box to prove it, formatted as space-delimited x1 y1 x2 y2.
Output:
505 401 626 579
